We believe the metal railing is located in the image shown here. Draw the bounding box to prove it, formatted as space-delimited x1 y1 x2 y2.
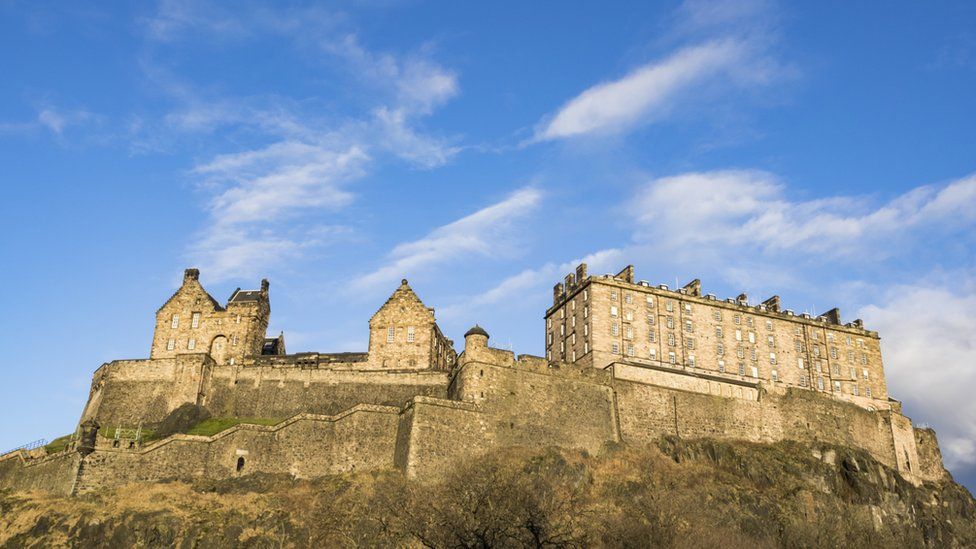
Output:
3 438 48 454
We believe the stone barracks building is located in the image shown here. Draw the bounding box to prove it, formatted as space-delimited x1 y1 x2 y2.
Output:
0 265 950 495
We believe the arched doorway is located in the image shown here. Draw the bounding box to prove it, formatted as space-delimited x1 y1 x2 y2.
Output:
210 335 228 364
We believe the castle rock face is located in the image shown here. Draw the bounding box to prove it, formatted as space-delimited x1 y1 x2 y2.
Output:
0 265 950 495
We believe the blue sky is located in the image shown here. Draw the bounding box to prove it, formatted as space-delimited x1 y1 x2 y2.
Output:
1 0 975 491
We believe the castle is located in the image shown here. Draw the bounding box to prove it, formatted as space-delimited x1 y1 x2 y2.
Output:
0 264 950 495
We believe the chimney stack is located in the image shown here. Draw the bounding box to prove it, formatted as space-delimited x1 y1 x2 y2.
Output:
183 268 200 284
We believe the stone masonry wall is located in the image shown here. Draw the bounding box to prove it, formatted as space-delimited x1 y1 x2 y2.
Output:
0 451 81 496
74 405 399 493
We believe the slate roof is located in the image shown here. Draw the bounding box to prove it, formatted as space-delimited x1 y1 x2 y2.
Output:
229 289 263 303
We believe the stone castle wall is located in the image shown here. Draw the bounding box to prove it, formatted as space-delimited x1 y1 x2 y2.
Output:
0 350 948 493
81 356 450 429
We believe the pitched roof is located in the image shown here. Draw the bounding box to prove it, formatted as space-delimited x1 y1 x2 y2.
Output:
369 279 434 322
229 289 263 303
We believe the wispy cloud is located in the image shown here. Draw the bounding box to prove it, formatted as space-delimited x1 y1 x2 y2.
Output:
628 170 976 256
860 280 976 471
354 187 543 290
534 40 750 141
532 0 787 142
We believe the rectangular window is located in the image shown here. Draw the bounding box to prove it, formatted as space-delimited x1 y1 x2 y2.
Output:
166 338 175 350
716 326 723 338
646 296 654 307
584 324 589 336
561 308 565 319
686 338 695 350
748 332 756 344
738 363 745 375
767 335 775 347
572 350 577 362
853 385 859 396
669 352 677 364
612 343 620 354
187 338 196 350
668 333 676 346
765 320 773 331
688 355 696 367
866 387 872 397
684 320 693 333
584 306 589 318
625 326 633 339
817 377 825 391
572 299 576 311
610 290 618 301
235 314 241 324
717 343 725 355
850 367 856 379
627 343 635 357
737 347 745 359
170 314 179 329
751 366 759 378
833 381 841 392
191 312 201 329
735 329 742 341
798 357 805 369
846 335 853 346
647 315 655 325
560 325 565 336
718 360 725 373
624 293 633 304
800 376 808 387
863 368 869 380
610 306 619 317
684 303 692 312
771 369 779 382
813 331 820 341
649 330 656 342
712 310 722 321
769 352 777 364
816 360 822 373
746 317 754 327
584 342 590 353
665 301 674 312
794 325 802 336
625 310 633 321
857 339 864 348
572 316 576 328
666 316 674 329
611 323 619 336
860 353 868 365
649 348 657 359
827 332 835 342
830 347 838 359
750 349 757 362
813 346 821 357
547 318 552 329
583 290 588 301
407 326 415 342
387 326 395 343
734 314 741 325
548 332 553 345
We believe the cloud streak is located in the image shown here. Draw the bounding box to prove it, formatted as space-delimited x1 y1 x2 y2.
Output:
354 187 543 290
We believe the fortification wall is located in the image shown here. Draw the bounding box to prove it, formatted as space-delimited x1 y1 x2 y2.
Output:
82 357 450 429
74 405 399 493
204 366 449 418
82 355 213 428
611 362 943 482
396 397 491 478
0 451 81 496
914 428 949 481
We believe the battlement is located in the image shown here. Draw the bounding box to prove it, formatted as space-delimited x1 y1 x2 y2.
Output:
549 263 874 335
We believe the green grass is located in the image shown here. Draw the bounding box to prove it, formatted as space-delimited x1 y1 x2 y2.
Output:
185 417 284 437
44 435 74 454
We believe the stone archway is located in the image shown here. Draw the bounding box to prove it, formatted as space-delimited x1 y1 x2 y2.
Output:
210 335 228 364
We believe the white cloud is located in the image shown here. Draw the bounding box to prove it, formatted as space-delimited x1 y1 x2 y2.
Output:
628 170 976 255
860 282 976 471
438 248 625 320
354 187 543 290
534 40 751 141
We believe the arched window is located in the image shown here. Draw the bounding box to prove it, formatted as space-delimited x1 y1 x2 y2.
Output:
236 456 245 473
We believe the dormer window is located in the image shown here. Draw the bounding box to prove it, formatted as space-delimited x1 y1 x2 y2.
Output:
170 314 179 329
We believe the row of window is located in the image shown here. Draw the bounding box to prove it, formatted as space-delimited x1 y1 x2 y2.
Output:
169 312 246 330
386 326 416 343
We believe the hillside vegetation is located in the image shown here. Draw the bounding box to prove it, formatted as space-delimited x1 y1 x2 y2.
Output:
1 437 974 548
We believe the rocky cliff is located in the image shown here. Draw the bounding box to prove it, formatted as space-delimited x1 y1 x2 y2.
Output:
1 438 973 548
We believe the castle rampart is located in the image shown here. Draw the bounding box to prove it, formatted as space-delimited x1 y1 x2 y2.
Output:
0 266 951 495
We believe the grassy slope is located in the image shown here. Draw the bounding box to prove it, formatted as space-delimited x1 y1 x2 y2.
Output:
2 437 974 548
